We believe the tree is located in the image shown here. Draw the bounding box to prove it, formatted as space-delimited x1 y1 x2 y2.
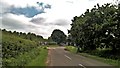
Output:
48 37 53 42
70 3 120 52
50 29 66 45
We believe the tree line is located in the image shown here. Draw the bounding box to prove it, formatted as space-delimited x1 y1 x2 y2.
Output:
2 29 43 42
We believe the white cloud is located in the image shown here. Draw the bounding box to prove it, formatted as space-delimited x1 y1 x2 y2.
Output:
1 13 52 38
1 0 114 38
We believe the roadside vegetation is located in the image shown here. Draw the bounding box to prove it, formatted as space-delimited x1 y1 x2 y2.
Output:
68 3 120 54
1 0 120 67
66 2 120 66
2 29 48 66
65 46 77 53
27 47 48 66
46 45 58 47
65 46 119 66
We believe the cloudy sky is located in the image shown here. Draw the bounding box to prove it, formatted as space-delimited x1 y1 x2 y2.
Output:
1 0 114 38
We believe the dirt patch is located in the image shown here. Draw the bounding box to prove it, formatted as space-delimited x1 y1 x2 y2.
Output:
46 49 51 66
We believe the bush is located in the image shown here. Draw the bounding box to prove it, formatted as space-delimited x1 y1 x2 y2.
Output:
2 31 42 66
47 42 57 45
3 47 42 66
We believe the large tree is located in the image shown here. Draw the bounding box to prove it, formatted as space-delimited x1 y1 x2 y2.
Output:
50 29 66 45
70 3 120 52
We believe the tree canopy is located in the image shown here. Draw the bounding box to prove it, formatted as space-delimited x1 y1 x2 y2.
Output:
50 29 66 45
69 3 120 52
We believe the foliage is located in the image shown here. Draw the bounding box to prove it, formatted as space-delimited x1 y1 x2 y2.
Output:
26 47 48 66
2 29 43 42
69 3 120 52
3 47 40 66
47 42 57 45
50 29 66 45
1 29 46 66
69 3 120 61
65 46 77 53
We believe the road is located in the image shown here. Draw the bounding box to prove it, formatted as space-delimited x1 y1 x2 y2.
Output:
46 46 116 68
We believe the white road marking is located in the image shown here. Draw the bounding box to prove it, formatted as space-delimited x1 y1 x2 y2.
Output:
64 55 72 60
78 64 86 68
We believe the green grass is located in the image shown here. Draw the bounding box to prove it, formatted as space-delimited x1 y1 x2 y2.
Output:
47 45 59 47
3 47 44 66
2 29 48 66
65 46 119 66
26 47 48 66
80 53 119 66
65 46 77 53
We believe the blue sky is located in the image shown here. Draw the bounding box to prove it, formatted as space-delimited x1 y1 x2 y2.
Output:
10 6 44 18
9 2 51 17
1 0 115 38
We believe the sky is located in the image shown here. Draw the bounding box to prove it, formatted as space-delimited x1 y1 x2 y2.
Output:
0 0 114 39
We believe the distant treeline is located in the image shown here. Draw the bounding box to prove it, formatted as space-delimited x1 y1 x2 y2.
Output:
1 29 43 41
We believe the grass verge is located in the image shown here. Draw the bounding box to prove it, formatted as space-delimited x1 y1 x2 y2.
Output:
26 46 48 66
65 46 119 66
47 45 59 47
80 53 119 66
65 46 77 53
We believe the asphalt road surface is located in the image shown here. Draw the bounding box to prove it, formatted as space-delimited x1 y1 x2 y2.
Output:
47 46 116 68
